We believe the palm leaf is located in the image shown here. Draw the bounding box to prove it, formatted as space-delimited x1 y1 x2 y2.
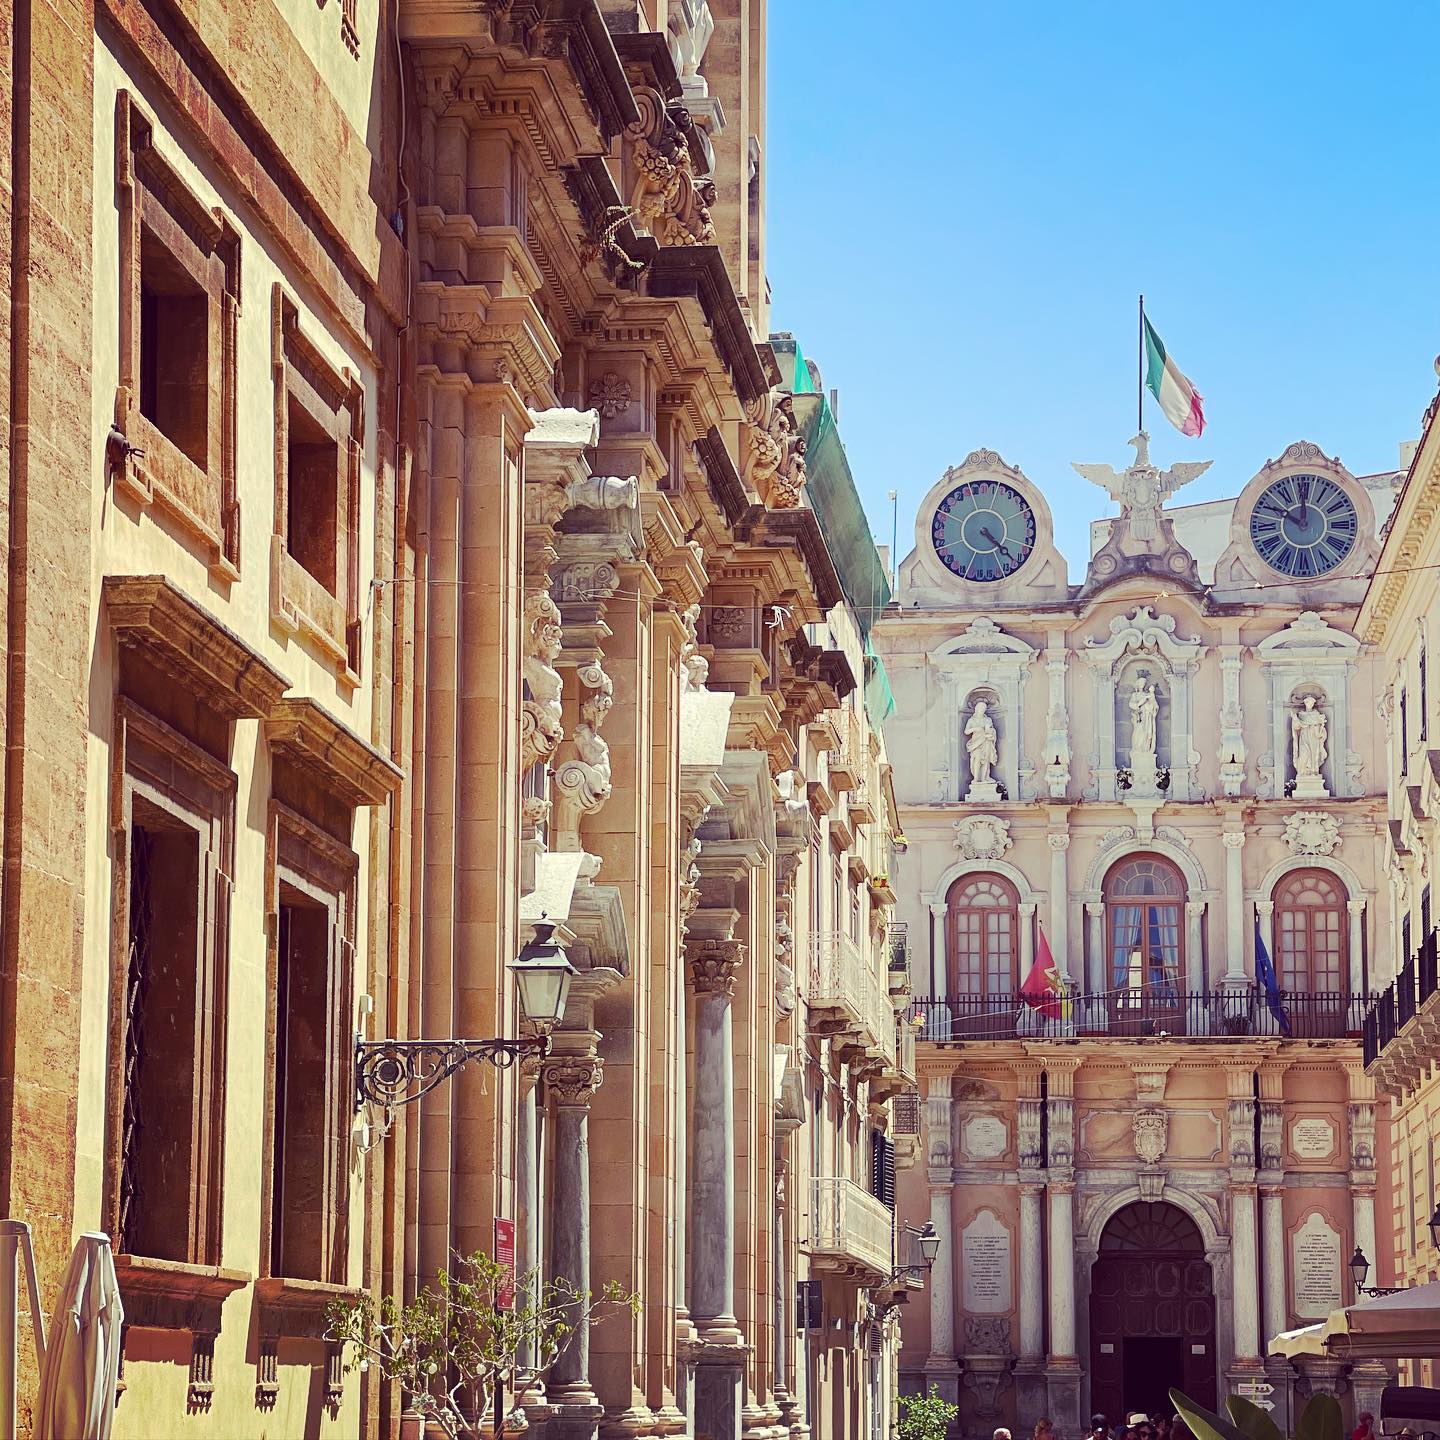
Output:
1296 1393 1343 1440
1227 1395 1284 1440
1169 1389 1249 1440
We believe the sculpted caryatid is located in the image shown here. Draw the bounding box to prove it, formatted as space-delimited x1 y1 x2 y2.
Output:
1292 695 1328 779
1129 680 1159 766
965 700 999 787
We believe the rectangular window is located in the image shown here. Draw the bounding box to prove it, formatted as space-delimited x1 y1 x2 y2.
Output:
114 93 240 577
262 804 357 1287
270 285 364 681
111 701 234 1265
1422 647 1429 742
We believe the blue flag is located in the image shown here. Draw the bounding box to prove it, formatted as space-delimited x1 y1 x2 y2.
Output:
1254 921 1292 1037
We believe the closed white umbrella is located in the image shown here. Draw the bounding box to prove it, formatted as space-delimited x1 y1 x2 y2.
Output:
33 1234 124 1440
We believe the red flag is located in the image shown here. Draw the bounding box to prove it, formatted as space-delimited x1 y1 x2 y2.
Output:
1020 926 1067 1021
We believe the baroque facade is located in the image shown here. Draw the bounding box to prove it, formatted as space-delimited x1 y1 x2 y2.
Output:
0 2 913 1439
1362 364 1440 1380
874 435 1407 1436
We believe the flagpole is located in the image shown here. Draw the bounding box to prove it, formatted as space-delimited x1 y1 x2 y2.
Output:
1138 293 1145 432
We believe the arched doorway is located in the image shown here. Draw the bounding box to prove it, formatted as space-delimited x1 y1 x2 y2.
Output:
1089 1202 1216 1421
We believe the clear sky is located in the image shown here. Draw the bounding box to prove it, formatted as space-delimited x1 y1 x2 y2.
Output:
766 2 1440 580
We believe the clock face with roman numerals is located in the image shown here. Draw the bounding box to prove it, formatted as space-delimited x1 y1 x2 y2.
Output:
931 479 1037 582
1248 473 1358 578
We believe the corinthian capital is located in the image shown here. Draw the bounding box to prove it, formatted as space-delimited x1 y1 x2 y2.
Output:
543 1054 604 1106
686 937 745 997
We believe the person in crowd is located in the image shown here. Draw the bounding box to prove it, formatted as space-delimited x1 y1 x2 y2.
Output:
994 1428 1013 1440
1352 1413 1377 1440
1172 1414 1194 1440
1034 1416 1058 1440
1089 1415 1111 1440
1154 1414 1172 1440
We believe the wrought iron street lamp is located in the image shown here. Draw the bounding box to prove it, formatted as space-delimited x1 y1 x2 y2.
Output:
353 920 577 1114
1349 1247 1407 1299
887 1221 941 1286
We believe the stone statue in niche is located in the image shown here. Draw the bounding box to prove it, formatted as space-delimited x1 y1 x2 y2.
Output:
1130 680 1159 766
965 699 1001 802
1292 695 1329 798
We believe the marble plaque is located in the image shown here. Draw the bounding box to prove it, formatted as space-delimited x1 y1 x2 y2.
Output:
1291 1117 1337 1160
1291 1212 1343 1320
962 1209 1013 1315
962 1113 1008 1160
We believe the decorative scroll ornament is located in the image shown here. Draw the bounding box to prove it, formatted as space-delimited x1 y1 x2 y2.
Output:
353 1033 545 1115
542 1054 604 1106
520 591 565 774
1284 809 1341 856
953 813 1012 861
552 661 615 871
687 937 745 997
626 87 715 248
1132 1108 1168 1164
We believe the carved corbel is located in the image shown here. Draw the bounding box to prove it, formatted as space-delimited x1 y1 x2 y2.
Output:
520 590 566 775
743 389 808 509
551 660 615 876
625 87 715 248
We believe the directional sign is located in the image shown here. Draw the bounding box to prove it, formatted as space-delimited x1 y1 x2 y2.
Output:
1236 1383 1275 1397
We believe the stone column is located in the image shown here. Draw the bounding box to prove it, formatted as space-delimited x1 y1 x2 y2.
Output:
1348 899 1367 999
1086 902 1106 998
1015 1176 1048 1426
1045 1181 1082 1430
1256 900 1275 972
930 901 949 1010
1230 1185 1261 1367
544 1053 605 1436
516 1059 546 1412
688 938 747 1440
1186 900 1207 992
1019 902 1037 977
924 1183 959 1402
1048 833 1071 980
1260 1186 1286 1356
1223 830 1247 982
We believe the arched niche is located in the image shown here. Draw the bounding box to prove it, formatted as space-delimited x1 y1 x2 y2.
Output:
1254 613 1361 799
1081 606 1206 801
930 618 1038 802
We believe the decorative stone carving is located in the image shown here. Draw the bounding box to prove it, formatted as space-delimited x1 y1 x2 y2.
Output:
1229 1098 1256 1170
1016 1098 1044 1169
1132 1108 1168 1164
626 87 715 248
688 937 745 997
1044 646 1071 797
953 814 1012 862
679 837 701 936
1259 1102 1285 1172
964 1318 1013 1357
543 1055 604 1106
1284 810 1341 856
678 603 710 693
1292 696 1330 798
559 560 621 604
587 371 631 419
1218 645 1247 796
567 473 638 511
743 389 807 508
964 699 1000 800
520 591 565 775
1349 1102 1376 1171
552 661 615 874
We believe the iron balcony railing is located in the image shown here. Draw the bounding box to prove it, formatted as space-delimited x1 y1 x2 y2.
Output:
913 990 1366 1042
1362 932 1440 1072
1397 957 1418 1030
808 932 896 1070
808 1177 893 1278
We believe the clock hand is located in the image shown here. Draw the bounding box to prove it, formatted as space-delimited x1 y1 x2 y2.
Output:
1296 479 1309 526
978 524 1013 560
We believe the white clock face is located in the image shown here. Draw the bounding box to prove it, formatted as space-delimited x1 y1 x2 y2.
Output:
1248 473 1358 578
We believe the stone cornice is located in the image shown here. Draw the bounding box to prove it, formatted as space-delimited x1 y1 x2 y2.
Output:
265 697 404 806
104 575 291 720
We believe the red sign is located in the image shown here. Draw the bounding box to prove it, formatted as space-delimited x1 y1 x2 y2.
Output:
494 1218 516 1310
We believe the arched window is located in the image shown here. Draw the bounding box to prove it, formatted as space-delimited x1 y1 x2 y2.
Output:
1105 856 1185 995
1274 868 1346 993
946 874 1019 1035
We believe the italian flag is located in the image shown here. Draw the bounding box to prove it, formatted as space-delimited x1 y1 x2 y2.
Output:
1143 314 1206 437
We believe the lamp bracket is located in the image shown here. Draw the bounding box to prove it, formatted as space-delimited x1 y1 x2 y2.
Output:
354 1034 549 1113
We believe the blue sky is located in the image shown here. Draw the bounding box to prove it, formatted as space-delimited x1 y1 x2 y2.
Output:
766 2 1440 580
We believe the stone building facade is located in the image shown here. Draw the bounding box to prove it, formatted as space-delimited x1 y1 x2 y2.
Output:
874 436 1406 1436
1362 368 1440 1379
0 1 913 1436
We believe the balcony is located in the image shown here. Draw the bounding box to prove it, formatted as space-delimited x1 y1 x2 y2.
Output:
808 932 897 1077
1365 932 1440 1091
914 990 1367 1043
808 1177 893 1280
